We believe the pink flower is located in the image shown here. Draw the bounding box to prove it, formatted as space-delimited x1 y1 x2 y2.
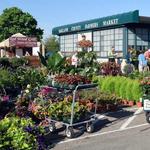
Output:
2 95 9 102
40 86 56 95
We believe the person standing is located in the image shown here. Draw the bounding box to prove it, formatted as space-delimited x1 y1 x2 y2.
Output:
144 49 150 70
71 51 78 67
108 46 117 62
138 50 147 72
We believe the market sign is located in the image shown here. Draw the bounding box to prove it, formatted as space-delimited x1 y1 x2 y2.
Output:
9 37 37 47
52 10 139 35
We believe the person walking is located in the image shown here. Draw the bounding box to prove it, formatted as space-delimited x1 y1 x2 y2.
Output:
138 50 147 72
144 49 150 70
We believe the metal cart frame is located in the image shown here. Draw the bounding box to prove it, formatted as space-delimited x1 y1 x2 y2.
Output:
143 98 150 123
48 83 98 138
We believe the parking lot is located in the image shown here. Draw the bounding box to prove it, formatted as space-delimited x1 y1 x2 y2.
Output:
47 106 150 150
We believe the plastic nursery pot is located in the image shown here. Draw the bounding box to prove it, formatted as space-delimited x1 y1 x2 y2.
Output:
136 101 142 108
128 101 134 107
106 104 117 111
122 100 128 106
96 104 107 113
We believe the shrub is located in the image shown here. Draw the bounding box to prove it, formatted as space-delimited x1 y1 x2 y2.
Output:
12 67 47 90
94 76 142 101
0 69 14 89
114 76 123 96
0 57 10 68
132 80 143 102
123 64 134 75
119 78 128 99
10 57 27 68
100 62 122 76
106 76 116 94
101 77 111 93
125 80 134 101
0 117 38 150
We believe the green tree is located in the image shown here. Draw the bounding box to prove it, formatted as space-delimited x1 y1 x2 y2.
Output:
0 7 43 41
44 35 59 52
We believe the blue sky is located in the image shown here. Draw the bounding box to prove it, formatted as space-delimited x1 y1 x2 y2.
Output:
0 0 150 39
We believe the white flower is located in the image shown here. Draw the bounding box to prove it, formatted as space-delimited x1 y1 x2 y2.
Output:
27 84 31 89
25 89 30 93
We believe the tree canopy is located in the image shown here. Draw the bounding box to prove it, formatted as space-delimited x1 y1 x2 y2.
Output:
44 35 59 52
0 7 43 42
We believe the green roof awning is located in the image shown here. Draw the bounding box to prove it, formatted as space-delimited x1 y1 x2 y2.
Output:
52 10 139 35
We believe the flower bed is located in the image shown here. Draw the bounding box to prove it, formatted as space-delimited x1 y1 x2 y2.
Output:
93 76 143 104
140 77 150 99
52 74 91 89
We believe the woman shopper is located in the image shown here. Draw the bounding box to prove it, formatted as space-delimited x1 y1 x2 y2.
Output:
138 50 147 72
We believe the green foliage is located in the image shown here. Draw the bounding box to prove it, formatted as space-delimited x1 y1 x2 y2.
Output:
47 52 66 73
75 51 99 78
44 36 59 52
48 100 87 123
78 90 121 105
38 51 66 74
128 70 150 80
101 77 110 93
132 80 143 101
0 57 27 69
125 80 134 100
0 117 38 150
12 67 47 89
119 78 128 99
0 7 43 41
0 69 14 88
94 76 143 101
10 57 27 68
0 57 10 68
38 52 47 67
114 76 123 96
123 64 134 75
100 76 116 94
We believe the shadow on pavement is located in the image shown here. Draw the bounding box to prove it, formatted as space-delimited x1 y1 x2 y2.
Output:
44 108 137 148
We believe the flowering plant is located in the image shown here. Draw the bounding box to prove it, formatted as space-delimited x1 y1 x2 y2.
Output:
140 77 150 96
100 62 122 76
78 40 93 48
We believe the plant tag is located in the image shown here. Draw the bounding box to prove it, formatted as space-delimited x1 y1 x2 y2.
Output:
144 99 150 111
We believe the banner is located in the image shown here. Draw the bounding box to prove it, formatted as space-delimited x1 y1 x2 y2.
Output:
9 37 37 47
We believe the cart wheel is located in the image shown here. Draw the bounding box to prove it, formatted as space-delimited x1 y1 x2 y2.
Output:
86 123 94 133
49 122 56 132
65 127 74 138
146 113 150 124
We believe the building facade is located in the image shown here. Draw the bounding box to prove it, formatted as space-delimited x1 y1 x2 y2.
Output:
52 10 150 59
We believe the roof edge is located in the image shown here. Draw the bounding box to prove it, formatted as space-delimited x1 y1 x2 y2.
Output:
52 10 139 35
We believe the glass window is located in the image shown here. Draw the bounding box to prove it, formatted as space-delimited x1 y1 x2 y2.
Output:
59 34 78 54
93 28 123 57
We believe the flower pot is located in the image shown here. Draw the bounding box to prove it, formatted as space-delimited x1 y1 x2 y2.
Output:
128 101 134 106
122 100 128 105
136 101 142 108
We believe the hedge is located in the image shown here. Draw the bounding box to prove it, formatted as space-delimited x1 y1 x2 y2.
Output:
93 76 143 102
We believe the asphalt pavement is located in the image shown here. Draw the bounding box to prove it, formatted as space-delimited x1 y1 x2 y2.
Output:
46 107 150 150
